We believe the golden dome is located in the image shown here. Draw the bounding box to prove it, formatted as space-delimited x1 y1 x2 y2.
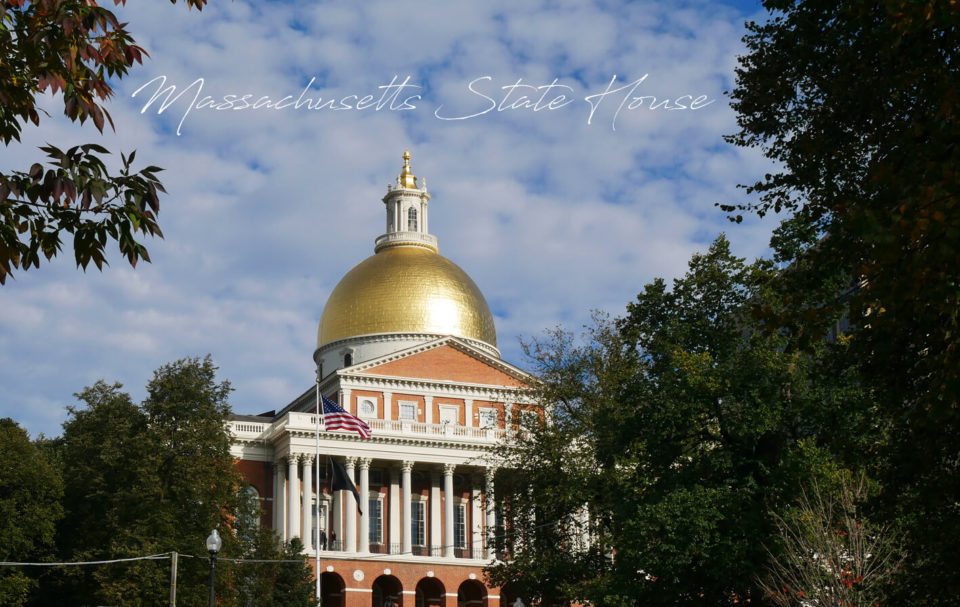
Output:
317 246 497 348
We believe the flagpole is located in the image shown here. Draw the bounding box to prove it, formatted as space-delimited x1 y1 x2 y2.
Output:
315 364 322 602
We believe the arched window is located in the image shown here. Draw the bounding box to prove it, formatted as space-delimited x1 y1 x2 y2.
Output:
408 207 418 231
344 353 353 367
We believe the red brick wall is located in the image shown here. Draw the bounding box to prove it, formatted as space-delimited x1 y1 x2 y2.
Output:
310 558 501 607
362 346 528 388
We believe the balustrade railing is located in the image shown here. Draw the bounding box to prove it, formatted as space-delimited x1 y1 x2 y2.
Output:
240 413 508 444
314 539 484 559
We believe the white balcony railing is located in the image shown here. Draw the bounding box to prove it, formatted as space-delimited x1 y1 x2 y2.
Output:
230 414 506 444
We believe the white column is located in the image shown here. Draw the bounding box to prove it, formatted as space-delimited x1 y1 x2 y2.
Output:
332 484 342 550
430 471 441 555
389 465 401 551
302 455 313 552
287 456 300 540
505 402 514 427
424 396 433 424
465 399 474 427
471 475 483 559
485 468 496 559
273 462 285 540
384 391 393 422
401 461 413 554
345 456 357 553
443 464 455 558
359 458 371 553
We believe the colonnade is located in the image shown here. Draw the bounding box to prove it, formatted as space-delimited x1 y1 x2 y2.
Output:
272 455 496 559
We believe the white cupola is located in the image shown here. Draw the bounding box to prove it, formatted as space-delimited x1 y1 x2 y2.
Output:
375 150 437 253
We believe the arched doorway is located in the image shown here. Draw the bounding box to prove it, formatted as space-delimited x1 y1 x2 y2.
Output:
372 574 403 607
457 579 486 607
320 571 346 607
499 583 519 607
415 577 446 607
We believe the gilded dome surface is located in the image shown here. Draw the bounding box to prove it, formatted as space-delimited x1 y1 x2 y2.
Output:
317 246 497 348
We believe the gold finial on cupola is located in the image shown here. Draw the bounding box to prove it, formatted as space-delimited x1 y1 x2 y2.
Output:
398 149 418 189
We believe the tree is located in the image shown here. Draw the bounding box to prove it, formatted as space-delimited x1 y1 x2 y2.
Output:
0 419 63 607
759 473 904 607
43 356 245 607
0 0 208 284
231 488 319 607
726 2 960 602
271 538 320 607
487 236 875 606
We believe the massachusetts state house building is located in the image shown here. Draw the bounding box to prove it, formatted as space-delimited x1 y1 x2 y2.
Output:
229 152 535 607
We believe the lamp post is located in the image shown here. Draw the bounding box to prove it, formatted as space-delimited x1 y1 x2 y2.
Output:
205 528 222 607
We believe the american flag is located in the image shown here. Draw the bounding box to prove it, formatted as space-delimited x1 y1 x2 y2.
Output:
321 395 372 439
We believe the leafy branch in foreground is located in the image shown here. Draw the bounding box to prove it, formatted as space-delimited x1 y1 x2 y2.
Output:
0 0 209 284
0 144 164 283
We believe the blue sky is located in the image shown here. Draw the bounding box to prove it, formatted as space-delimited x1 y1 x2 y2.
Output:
0 0 779 438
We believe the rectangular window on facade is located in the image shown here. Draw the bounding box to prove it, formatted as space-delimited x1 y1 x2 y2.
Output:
411 501 425 546
478 408 498 428
454 503 466 548
439 405 458 425
369 498 383 544
399 402 416 420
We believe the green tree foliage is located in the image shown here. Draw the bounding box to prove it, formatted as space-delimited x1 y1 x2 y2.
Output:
487 236 874 606
0 419 63 606
726 2 959 602
271 538 320 607
231 490 319 607
40 356 244 607
0 0 208 284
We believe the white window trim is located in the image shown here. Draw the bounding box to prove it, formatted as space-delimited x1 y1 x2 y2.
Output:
358 398 377 418
438 404 459 426
410 496 427 546
398 401 417 421
368 492 384 545
477 407 498 429
453 502 467 549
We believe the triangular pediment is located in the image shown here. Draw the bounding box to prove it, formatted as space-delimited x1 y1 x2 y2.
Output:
350 337 533 388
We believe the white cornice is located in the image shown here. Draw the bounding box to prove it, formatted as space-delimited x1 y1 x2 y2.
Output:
338 373 534 403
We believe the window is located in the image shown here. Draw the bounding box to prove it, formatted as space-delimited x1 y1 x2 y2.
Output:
343 353 353 367
439 405 458 425
411 501 425 546
408 207 418 231
454 503 466 549
399 402 416 421
478 408 498 429
369 497 383 544
239 485 261 530
359 399 376 417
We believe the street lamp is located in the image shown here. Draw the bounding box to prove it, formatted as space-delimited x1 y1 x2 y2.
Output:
205 528 222 607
